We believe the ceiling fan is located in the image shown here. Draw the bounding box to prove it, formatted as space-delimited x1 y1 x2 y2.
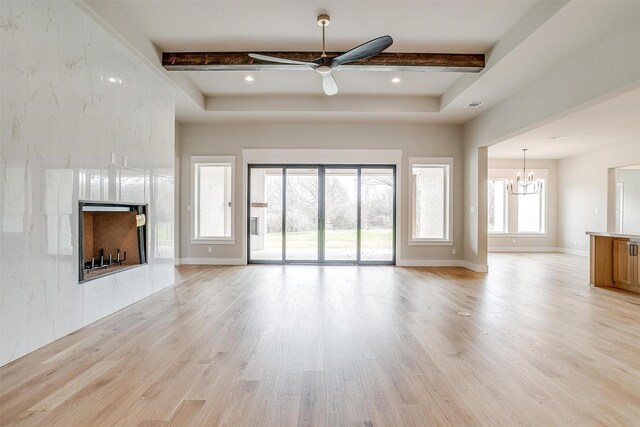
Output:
249 15 393 96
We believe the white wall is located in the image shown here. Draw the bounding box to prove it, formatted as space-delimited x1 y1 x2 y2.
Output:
487 158 558 252
461 143 487 270
178 122 464 266
0 0 176 366
558 140 640 254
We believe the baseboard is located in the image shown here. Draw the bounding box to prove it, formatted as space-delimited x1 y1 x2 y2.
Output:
557 247 589 257
489 246 560 253
396 259 488 273
488 246 589 257
179 258 245 265
179 257 491 271
461 261 489 273
396 259 463 267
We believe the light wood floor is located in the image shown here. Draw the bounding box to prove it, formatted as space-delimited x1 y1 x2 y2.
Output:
1 254 640 426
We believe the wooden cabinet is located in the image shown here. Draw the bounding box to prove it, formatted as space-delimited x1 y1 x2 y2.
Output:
612 239 640 292
632 241 640 287
612 239 632 286
590 235 613 287
589 233 640 294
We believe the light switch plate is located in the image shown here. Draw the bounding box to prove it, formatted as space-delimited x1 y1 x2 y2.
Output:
110 152 117 164
122 155 128 167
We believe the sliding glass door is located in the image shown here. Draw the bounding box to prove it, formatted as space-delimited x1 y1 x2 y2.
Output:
324 168 358 262
248 165 395 265
285 167 319 262
249 167 284 262
361 168 395 262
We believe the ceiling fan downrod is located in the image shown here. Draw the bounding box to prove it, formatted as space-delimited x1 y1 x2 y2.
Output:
317 14 330 59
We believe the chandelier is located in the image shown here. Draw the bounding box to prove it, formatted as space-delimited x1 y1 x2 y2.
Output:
507 149 542 195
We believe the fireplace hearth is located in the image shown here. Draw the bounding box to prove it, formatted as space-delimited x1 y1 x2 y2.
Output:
79 201 147 283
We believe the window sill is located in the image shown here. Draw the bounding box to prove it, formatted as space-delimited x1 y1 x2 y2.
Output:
489 233 547 238
191 239 236 245
408 240 454 246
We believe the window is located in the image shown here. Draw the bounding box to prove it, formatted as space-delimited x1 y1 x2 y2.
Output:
487 179 507 233
517 181 545 233
487 169 547 235
192 156 235 243
409 157 452 244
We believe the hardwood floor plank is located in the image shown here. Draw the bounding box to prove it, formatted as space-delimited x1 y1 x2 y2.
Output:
2 254 640 426
167 399 207 426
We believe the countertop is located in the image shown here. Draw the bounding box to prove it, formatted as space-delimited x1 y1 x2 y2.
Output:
586 231 640 241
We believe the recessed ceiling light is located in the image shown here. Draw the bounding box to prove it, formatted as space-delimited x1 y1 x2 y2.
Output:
244 75 255 82
391 77 401 84
548 136 565 140
467 101 483 108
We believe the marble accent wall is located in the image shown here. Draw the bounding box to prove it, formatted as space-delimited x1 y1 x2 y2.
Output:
0 0 176 366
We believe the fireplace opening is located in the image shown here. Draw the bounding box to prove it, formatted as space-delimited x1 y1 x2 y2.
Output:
79 201 147 283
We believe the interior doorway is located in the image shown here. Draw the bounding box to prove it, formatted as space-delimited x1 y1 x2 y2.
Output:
248 165 396 264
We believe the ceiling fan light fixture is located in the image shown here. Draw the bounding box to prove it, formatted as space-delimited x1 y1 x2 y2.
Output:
248 15 393 96
244 75 255 82
391 77 401 84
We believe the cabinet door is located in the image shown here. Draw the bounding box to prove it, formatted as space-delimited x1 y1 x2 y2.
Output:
634 245 640 286
612 239 632 286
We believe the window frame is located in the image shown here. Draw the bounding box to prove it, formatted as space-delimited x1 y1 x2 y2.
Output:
516 179 546 235
487 178 509 235
408 157 453 245
191 155 236 244
487 168 548 237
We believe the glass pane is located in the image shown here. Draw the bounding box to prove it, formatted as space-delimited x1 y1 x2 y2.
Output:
517 182 543 233
361 168 394 261
412 165 446 239
250 168 283 261
488 179 506 233
325 169 357 261
286 168 318 261
198 164 232 238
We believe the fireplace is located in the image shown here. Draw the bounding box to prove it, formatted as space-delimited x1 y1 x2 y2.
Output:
79 201 147 283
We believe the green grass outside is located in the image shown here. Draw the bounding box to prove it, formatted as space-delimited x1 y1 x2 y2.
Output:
266 228 392 249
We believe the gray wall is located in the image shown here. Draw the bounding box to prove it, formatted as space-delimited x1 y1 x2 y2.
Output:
461 20 640 269
178 122 464 264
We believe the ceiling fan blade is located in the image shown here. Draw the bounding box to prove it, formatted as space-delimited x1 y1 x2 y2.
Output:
330 35 393 68
249 53 317 67
322 71 338 96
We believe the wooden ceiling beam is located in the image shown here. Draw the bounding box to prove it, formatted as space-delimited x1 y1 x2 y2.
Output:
162 52 484 72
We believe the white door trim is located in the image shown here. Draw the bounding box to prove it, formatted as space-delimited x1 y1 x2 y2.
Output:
242 149 402 165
